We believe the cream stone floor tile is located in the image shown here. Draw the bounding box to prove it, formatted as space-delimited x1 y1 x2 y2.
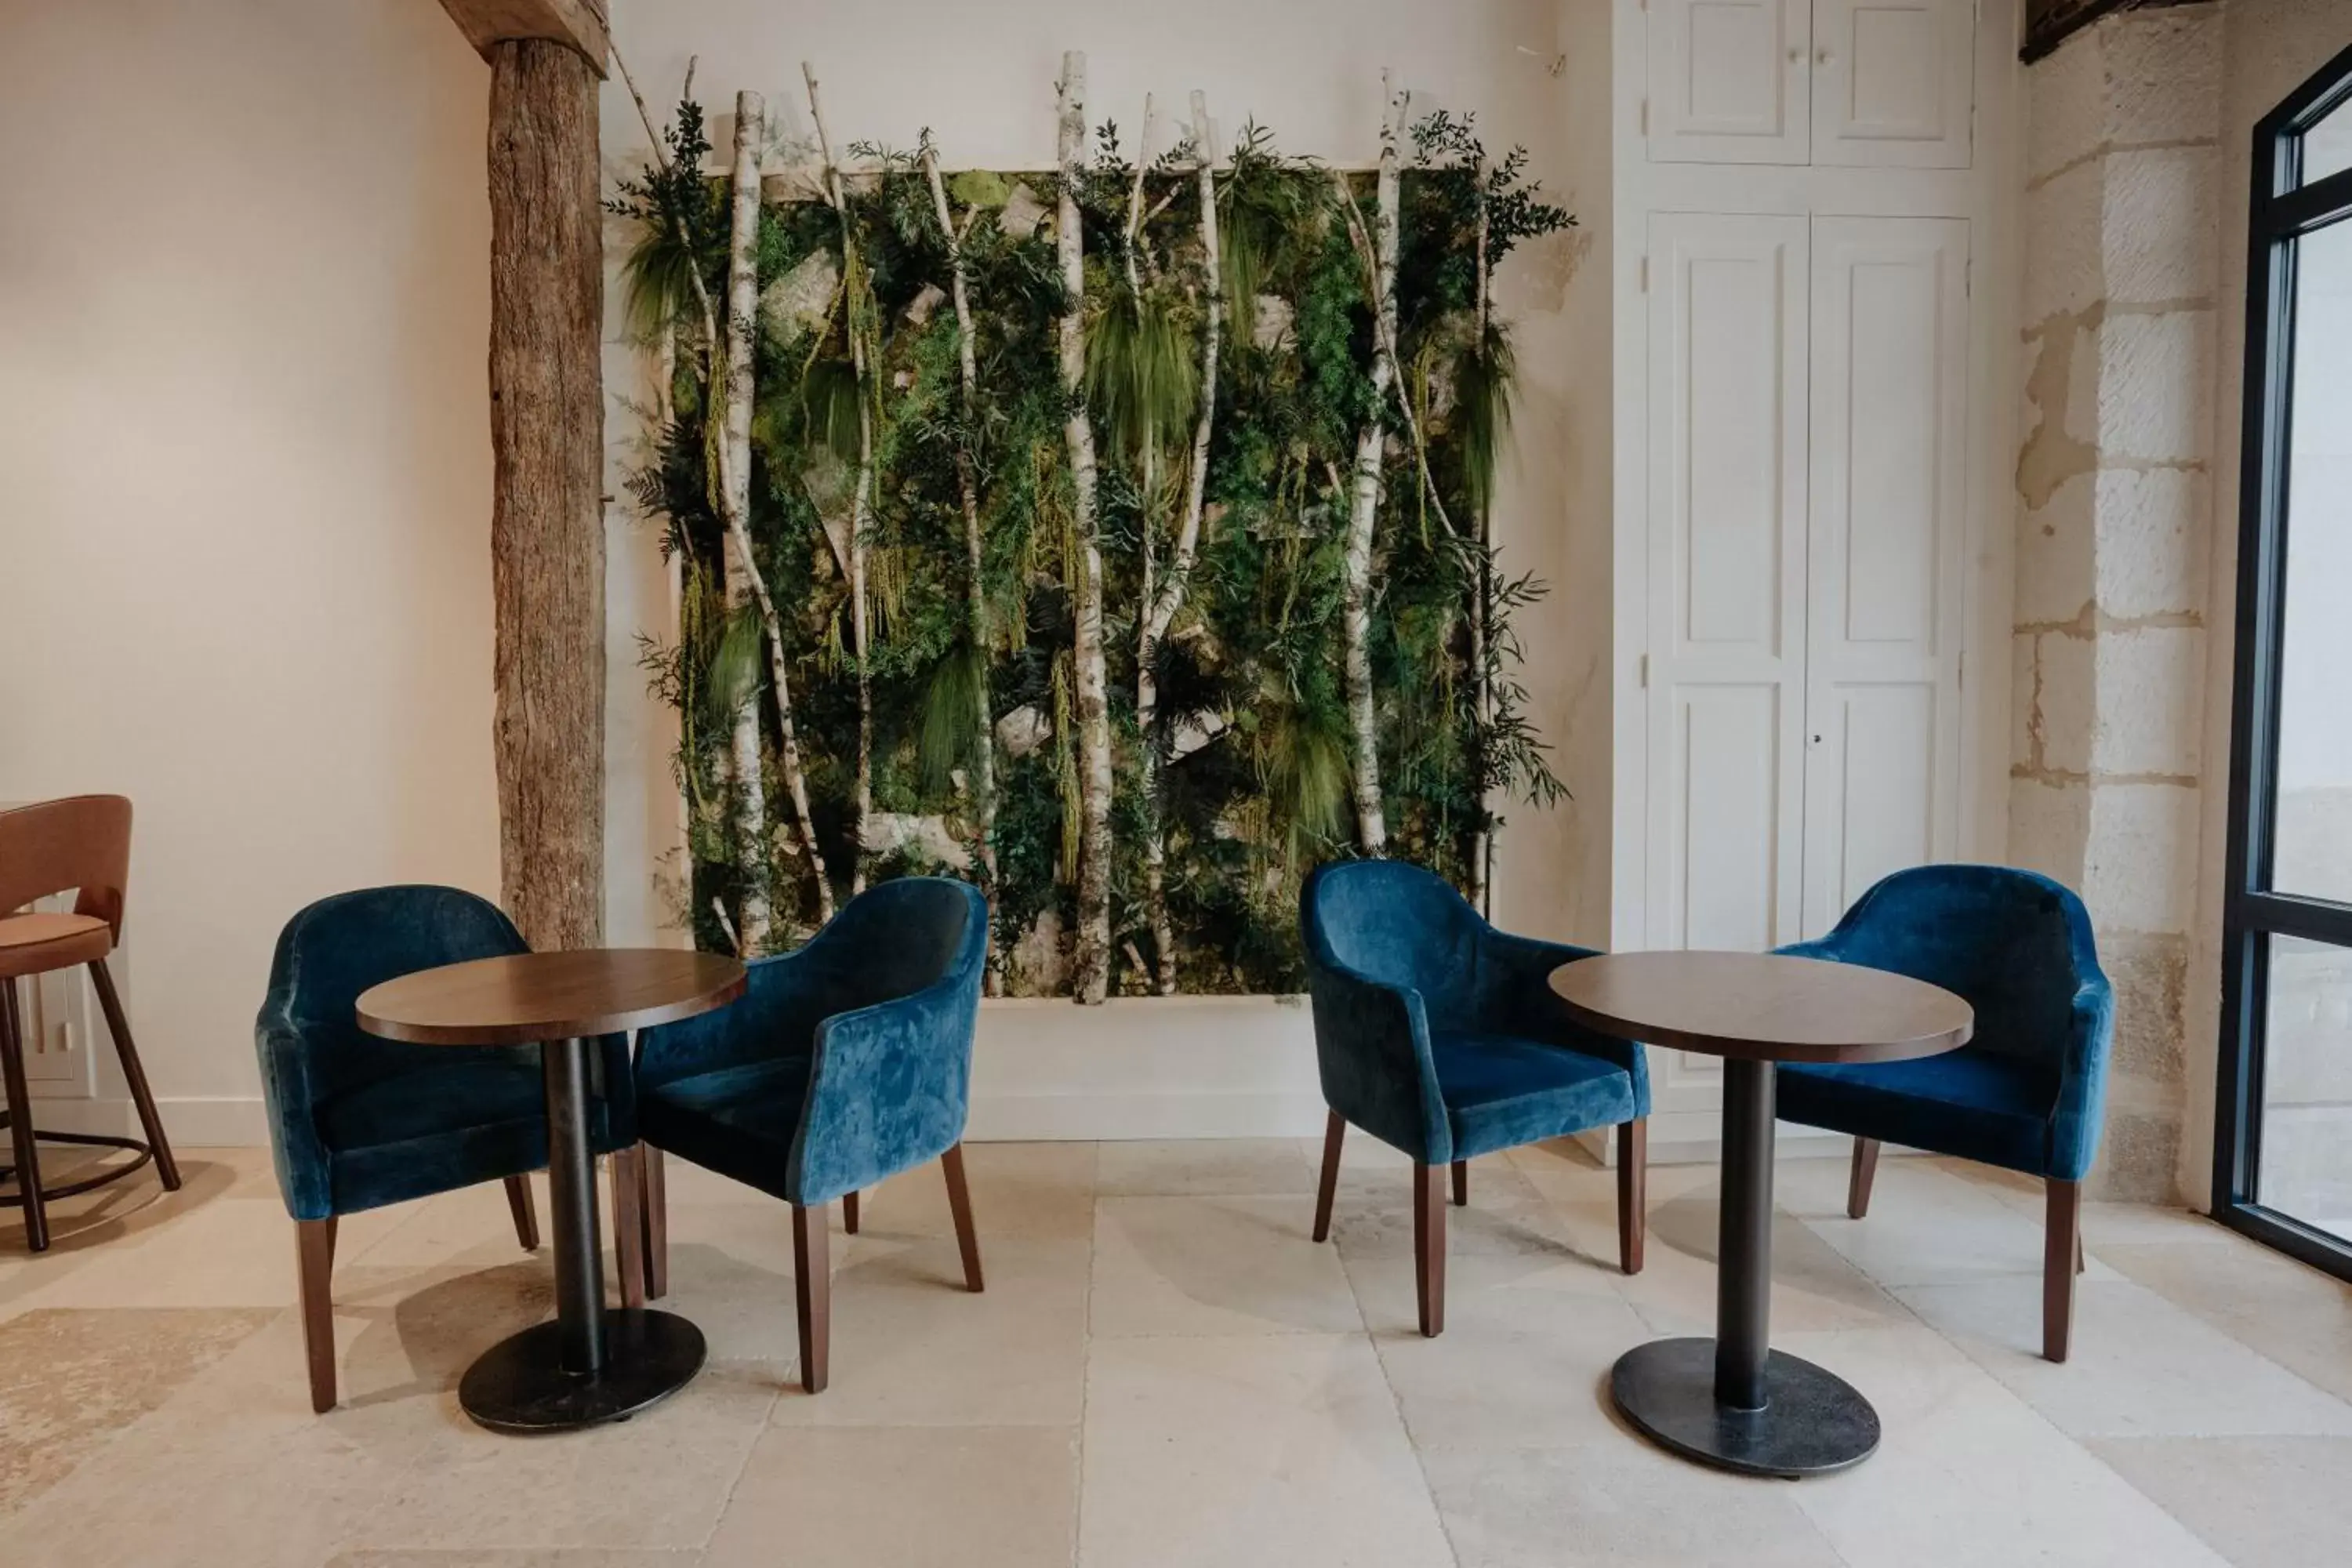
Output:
1777 1323 2232 1568
704 1424 1078 1567
1782 1155 2115 1287
2088 1435 2352 1568
767 1236 1090 1425
851 1140 1098 1243
1893 1274 2352 1438
1359 1280 1650 1450
1584 1189 1911 1338
1419 1442 1850 1567
1097 1137 1312 1196
2098 1234 2352 1403
328 1553 705 1566
1076 1333 1455 1568
343 1360 776 1553
1090 1195 1363 1337
10 1196 398 1312
0 1305 277 1515
647 1202 806 1366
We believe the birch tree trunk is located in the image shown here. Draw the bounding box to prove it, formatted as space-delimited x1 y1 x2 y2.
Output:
1340 71 1406 858
1134 91 1224 995
1468 160 1493 915
1058 51 1114 1005
488 38 604 951
722 91 775 950
923 146 1002 992
804 63 875 897
615 52 835 928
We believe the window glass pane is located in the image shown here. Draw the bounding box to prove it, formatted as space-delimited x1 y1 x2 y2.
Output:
2307 99 2352 186
2258 935 2352 1240
2273 217 2352 905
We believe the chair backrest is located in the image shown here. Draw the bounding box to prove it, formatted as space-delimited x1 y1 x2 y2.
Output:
808 877 986 1014
1301 859 1483 1019
1820 865 2099 1069
260 884 532 1102
0 794 132 938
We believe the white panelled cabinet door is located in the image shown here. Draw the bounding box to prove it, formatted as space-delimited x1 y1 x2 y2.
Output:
1801 216 1970 937
1811 0 1976 167
1648 0 1812 165
1645 212 1811 962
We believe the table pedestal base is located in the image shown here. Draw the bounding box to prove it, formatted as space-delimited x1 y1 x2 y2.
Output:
1610 1338 1880 1479
459 1308 706 1434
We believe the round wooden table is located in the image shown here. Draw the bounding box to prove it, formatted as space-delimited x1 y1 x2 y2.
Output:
1550 951 1971 1478
357 949 745 1434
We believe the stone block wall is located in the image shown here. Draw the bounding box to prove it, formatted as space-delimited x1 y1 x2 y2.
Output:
2010 5 2223 1201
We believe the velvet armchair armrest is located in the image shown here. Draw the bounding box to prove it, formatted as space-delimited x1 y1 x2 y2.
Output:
1472 928 1645 1083
254 1014 332 1222
787 967 980 1206
1305 953 1452 1164
635 946 825 1089
2049 972 2115 1182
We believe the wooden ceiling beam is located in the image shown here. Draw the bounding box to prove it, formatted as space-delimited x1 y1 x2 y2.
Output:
436 0 609 76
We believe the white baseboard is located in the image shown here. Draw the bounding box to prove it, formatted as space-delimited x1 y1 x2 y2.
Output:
20 996 1330 1149
30 1094 269 1148
966 995 1325 1140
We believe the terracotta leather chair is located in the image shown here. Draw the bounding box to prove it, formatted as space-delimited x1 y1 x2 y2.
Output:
0 795 181 1250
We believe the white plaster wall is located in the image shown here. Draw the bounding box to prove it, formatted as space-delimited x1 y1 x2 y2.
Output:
0 0 500 1139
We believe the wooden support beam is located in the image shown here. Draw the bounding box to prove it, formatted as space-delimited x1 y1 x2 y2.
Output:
437 0 609 74
483 33 606 948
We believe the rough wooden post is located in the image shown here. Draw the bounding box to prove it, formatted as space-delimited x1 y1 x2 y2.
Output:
440 1 611 950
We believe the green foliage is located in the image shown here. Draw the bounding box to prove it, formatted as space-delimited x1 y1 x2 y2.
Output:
617 93 1571 993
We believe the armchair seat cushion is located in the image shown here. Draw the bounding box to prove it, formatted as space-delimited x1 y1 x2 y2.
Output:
1432 1029 1642 1163
1776 1047 2056 1175
638 1057 816 1202
318 1053 626 1216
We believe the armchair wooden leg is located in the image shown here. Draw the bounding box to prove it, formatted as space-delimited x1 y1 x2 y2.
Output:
1451 1160 1468 1207
1847 1138 1880 1220
942 1142 984 1292
1413 1162 1446 1338
1312 1109 1345 1243
296 1218 337 1413
2045 1178 2081 1363
503 1174 539 1251
0 980 47 1253
844 1189 860 1235
89 958 181 1190
1617 1117 1647 1276
610 1147 645 1310
641 1145 669 1300
793 1201 830 1394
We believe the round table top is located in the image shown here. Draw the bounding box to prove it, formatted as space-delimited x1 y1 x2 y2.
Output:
355 949 747 1046
1548 951 1972 1065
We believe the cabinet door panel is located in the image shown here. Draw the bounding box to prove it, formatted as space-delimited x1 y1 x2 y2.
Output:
1646 213 1809 955
1813 0 1976 168
1803 216 1969 935
1650 0 1810 165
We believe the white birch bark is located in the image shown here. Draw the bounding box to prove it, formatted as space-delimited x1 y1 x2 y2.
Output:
721 93 776 949
1468 158 1494 915
1134 91 1224 995
1058 51 1114 1005
615 53 836 927
804 62 875 897
1339 72 1406 857
923 145 1001 990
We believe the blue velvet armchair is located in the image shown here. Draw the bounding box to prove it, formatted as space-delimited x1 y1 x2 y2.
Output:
255 885 637 1411
1300 860 1650 1335
1773 864 2114 1361
632 877 989 1392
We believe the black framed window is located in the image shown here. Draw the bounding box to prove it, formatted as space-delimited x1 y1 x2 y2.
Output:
2214 41 2352 1279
